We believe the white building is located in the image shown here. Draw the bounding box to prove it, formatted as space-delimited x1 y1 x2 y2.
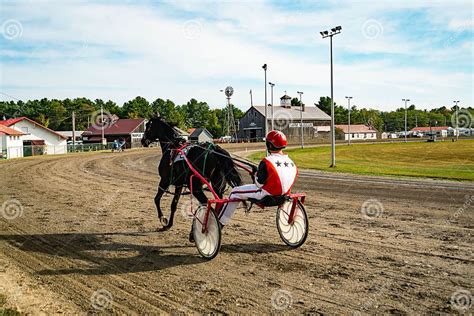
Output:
0 117 68 156
188 128 214 143
0 125 25 159
335 124 377 140
410 126 449 138
57 131 84 143
173 127 190 141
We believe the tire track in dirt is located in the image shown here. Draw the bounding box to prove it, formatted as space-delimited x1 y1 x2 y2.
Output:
2 152 357 312
1 150 473 313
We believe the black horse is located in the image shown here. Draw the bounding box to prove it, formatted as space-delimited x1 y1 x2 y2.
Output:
141 117 242 233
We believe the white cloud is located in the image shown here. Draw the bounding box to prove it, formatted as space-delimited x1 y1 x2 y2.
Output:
0 0 472 111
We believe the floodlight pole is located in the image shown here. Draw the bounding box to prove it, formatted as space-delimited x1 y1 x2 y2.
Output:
345 96 352 145
101 104 105 148
297 91 304 149
269 82 275 130
402 98 410 142
453 100 460 141
262 64 268 136
321 26 341 168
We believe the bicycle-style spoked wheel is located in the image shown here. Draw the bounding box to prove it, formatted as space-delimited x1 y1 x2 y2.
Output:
276 200 308 248
193 206 221 259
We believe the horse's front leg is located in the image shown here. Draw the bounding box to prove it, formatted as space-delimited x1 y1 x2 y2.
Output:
162 186 183 230
154 179 169 228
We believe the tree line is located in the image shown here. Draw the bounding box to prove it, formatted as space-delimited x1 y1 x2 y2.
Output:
0 97 243 138
314 96 473 132
0 96 472 137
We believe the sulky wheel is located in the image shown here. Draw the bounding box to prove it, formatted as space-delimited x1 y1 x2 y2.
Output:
276 200 308 248
193 206 221 259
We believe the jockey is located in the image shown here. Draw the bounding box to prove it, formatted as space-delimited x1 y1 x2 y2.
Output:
218 130 298 226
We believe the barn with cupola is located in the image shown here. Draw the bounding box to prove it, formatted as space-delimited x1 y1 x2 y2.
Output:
237 94 331 142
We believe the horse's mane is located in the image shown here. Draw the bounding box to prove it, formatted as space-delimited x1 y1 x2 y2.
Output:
152 117 184 144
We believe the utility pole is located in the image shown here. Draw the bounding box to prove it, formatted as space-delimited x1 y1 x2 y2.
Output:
262 64 268 136
402 98 410 142
453 100 460 141
72 111 76 151
269 82 275 130
320 26 341 168
345 96 352 145
297 91 304 148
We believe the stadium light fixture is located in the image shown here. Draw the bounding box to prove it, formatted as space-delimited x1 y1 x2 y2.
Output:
297 91 304 149
269 82 275 130
320 26 342 167
262 64 268 144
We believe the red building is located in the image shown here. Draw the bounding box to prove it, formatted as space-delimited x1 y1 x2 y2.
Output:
82 118 146 148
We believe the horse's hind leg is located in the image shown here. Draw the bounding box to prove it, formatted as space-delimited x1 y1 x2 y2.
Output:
163 186 183 230
188 178 209 242
154 179 169 228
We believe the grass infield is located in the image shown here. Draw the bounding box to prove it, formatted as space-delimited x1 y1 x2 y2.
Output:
249 140 474 181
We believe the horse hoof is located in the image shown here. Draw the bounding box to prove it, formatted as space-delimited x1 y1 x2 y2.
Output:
160 217 169 226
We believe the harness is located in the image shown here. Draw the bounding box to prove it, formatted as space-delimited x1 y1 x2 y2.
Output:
168 142 190 186
199 142 215 176
167 142 216 187
157 139 256 196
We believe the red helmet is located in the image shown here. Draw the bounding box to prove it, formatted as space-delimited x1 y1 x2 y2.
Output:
266 130 287 149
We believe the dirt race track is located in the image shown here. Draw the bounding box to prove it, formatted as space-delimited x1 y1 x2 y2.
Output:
1 148 473 314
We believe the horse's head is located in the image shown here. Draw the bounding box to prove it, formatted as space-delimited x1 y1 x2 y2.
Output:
141 116 177 147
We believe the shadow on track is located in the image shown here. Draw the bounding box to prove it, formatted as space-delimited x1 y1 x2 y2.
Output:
0 232 290 276
0 231 203 275
220 243 289 254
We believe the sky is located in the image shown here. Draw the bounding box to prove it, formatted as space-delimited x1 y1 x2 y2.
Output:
0 0 472 111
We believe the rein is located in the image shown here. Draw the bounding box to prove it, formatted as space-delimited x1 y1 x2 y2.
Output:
157 139 256 165
152 140 256 197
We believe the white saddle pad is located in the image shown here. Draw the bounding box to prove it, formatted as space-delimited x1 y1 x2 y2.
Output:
173 146 191 163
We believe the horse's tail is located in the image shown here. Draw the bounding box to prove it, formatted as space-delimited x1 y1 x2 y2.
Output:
213 145 242 187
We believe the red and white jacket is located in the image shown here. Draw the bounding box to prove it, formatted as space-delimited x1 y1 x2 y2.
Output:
255 153 298 195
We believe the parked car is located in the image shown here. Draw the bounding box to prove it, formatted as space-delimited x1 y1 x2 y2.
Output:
218 136 234 143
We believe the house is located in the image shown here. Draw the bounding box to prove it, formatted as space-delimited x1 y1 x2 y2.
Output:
173 127 190 141
0 125 25 159
238 94 331 142
381 132 398 139
410 126 449 138
189 128 213 143
336 124 377 140
0 117 68 156
82 117 146 148
57 131 84 143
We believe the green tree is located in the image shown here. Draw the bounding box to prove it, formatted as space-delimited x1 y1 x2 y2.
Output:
291 97 302 107
122 96 151 118
179 98 211 128
316 96 333 115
